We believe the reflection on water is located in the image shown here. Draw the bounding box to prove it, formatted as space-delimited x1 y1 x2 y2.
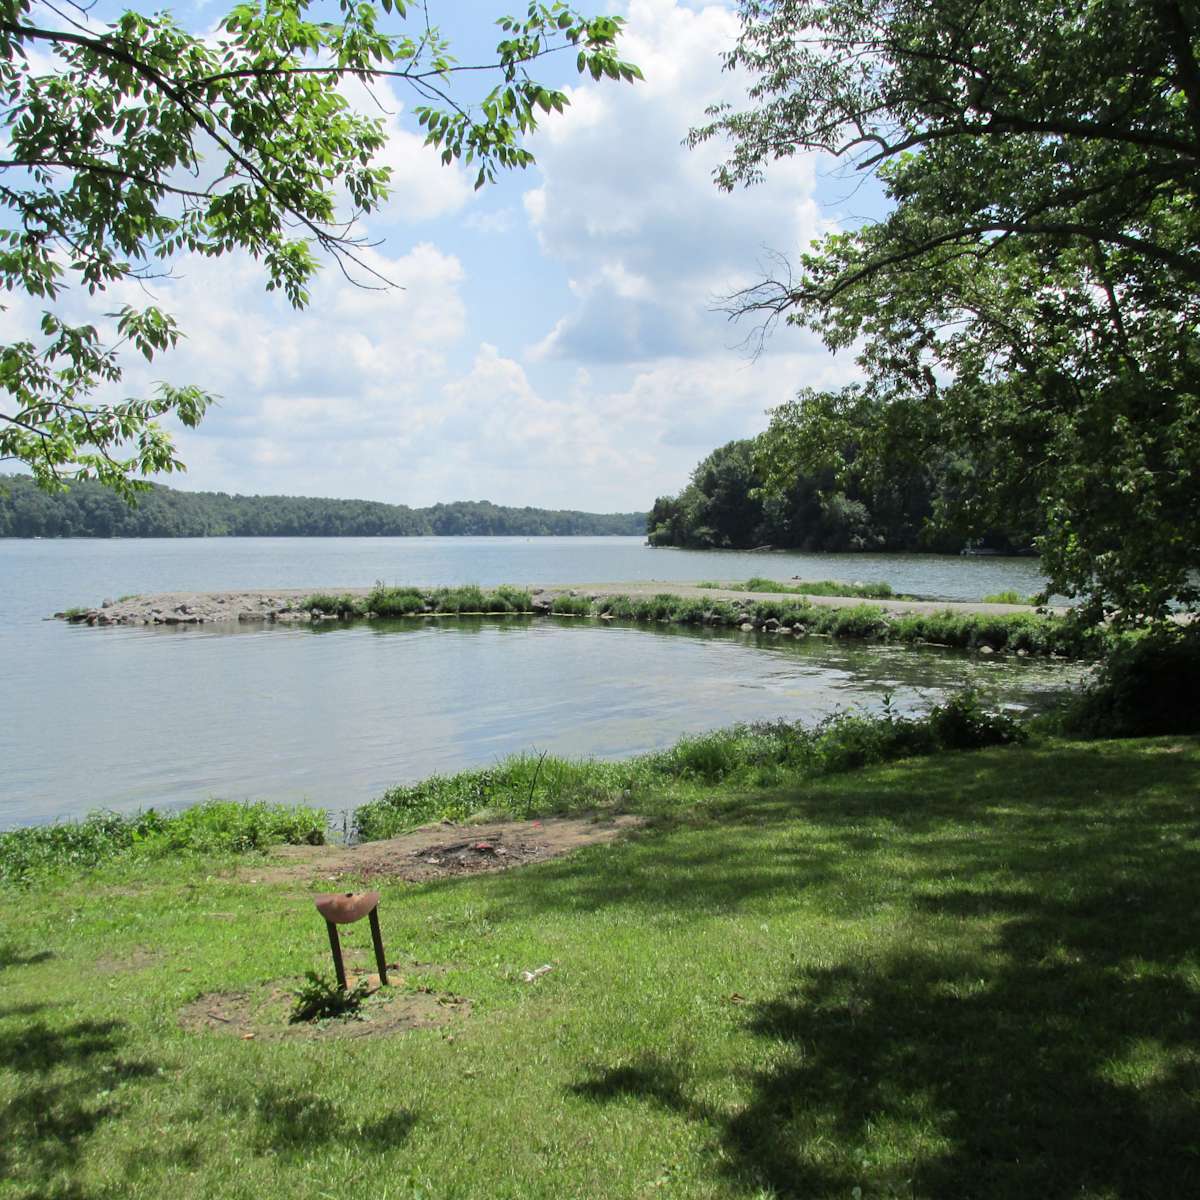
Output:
2 614 1084 826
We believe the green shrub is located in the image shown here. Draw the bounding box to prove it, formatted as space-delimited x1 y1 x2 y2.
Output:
1058 630 1200 737
926 689 1027 749
365 585 426 616
490 585 533 613
814 605 890 638
291 971 371 1023
303 592 363 617
551 595 593 616
435 585 488 613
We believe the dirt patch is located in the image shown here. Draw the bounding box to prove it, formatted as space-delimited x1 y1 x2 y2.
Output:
250 812 644 886
93 946 164 974
179 975 470 1041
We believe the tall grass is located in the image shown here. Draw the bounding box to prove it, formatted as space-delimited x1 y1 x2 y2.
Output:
353 690 1025 839
982 590 1033 605
743 576 899 599
304 585 535 618
0 800 327 885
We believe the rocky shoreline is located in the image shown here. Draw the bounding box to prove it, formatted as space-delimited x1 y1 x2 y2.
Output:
55 582 1045 627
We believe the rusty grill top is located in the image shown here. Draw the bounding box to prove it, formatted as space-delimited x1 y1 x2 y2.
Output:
314 891 380 924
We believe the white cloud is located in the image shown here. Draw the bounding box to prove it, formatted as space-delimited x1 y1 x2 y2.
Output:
522 0 832 365
3 1 857 512
337 77 473 223
465 207 518 235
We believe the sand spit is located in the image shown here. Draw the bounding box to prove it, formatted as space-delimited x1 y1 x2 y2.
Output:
55 582 1046 627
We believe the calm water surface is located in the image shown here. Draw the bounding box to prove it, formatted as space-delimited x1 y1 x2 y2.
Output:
1 537 1070 826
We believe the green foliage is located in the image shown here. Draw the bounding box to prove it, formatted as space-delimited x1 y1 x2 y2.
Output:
0 474 646 537
0 3 638 494
926 689 1027 750
742 576 897 599
361 584 533 617
1058 630 1200 738
700 0 1200 624
811 605 889 639
982 591 1032 605
290 971 371 1024
646 437 981 554
304 592 362 617
0 799 326 885
365 585 426 616
550 594 592 615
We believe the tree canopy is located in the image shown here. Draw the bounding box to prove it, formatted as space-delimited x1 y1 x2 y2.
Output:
0 473 645 536
695 0 1200 624
646 436 1032 554
0 0 639 494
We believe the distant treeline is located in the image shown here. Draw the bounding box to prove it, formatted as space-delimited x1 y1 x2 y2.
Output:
0 476 646 538
646 439 1035 554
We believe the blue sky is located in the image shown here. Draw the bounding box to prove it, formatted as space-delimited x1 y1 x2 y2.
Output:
15 0 885 510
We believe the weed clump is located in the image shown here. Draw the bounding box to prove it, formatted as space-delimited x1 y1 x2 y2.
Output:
290 971 371 1023
304 592 362 617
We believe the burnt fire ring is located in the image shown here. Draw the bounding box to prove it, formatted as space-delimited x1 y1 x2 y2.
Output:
314 890 388 990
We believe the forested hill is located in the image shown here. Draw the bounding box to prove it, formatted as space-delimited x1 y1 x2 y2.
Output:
0 476 646 538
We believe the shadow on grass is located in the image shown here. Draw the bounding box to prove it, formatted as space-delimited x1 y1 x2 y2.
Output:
0 1014 160 1200
481 740 1200 923
564 739 1200 1197
0 942 55 970
187 1083 418 1158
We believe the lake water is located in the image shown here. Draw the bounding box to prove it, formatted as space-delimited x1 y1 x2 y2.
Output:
1 537 1069 827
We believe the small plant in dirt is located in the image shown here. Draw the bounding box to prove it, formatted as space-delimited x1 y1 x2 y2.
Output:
290 971 372 1023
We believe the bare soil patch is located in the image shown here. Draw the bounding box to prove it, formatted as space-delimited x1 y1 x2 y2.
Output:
179 974 470 1041
249 813 644 886
93 946 164 974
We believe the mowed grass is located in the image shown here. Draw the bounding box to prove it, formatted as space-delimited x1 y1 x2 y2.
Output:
2 736 1198 1199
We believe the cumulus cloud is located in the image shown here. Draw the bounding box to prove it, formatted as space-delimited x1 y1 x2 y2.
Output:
522 0 832 365
61 240 472 500
3 0 858 511
337 76 474 224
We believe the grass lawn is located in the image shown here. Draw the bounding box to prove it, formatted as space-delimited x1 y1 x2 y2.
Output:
2 736 1198 1199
